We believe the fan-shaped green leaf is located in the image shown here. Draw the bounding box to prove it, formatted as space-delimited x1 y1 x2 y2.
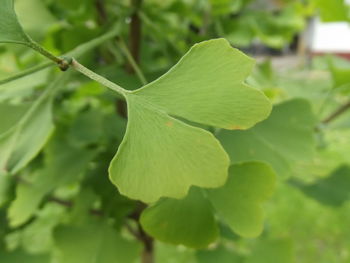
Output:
217 99 316 176
207 162 276 237
109 39 271 202
140 188 219 248
140 162 275 247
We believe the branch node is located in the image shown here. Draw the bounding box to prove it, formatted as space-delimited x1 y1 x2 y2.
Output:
58 57 73 71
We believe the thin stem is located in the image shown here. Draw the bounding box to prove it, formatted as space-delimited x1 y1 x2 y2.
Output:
0 62 53 86
26 38 62 65
0 26 120 86
322 100 350 124
70 59 128 97
141 232 154 263
128 203 154 263
118 38 147 85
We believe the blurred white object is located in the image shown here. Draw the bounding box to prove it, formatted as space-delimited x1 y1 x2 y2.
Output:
309 18 350 53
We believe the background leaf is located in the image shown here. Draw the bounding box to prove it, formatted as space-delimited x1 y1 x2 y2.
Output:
8 135 97 227
217 99 316 177
207 162 276 237
141 162 275 248
140 188 219 248
0 75 68 174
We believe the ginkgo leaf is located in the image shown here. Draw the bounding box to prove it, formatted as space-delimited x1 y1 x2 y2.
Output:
109 39 271 203
53 221 141 263
0 0 30 45
140 188 219 248
207 162 276 237
140 162 275 248
0 74 68 174
217 99 316 177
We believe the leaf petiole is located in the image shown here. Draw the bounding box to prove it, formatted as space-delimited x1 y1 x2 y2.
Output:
70 59 128 97
25 38 64 67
